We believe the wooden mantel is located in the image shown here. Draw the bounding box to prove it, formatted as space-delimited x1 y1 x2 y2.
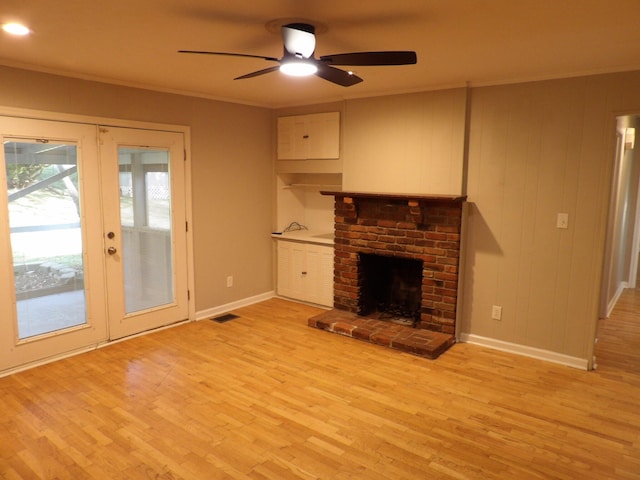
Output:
320 191 467 203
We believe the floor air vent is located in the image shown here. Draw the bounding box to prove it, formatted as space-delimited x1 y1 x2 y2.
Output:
211 313 239 323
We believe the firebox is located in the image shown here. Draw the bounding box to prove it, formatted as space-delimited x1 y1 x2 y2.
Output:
358 253 423 326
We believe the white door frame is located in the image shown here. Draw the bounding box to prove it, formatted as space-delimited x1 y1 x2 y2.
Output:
600 130 625 318
627 173 640 289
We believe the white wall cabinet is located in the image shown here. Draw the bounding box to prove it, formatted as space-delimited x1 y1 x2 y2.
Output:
277 112 340 160
277 240 334 307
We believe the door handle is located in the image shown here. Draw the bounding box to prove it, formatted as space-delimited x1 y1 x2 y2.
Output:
107 246 117 255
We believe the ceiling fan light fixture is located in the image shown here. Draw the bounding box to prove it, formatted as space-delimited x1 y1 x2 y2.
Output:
280 60 318 77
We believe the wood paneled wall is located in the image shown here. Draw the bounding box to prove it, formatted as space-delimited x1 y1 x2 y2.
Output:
342 88 467 195
461 73 640 366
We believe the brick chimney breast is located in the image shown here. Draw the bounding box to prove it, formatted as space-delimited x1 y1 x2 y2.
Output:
323 191 466 335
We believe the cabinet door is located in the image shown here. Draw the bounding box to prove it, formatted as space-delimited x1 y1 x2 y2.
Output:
276 241 292 296
307 112 340 159
277 117 295 160
304 244 334 307
277 241 306 299
293 117 310 158
277 116 306 160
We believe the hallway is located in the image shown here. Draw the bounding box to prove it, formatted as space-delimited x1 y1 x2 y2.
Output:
596 286 640 377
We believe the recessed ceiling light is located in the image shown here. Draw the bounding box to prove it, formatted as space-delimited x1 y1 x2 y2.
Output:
2 23 30 36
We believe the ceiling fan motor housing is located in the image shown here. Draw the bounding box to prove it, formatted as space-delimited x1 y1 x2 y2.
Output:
282 23 316 58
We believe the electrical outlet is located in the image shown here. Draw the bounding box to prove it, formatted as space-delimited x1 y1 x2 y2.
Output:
491 305 502 320
556 213 569 229
226 276 233 288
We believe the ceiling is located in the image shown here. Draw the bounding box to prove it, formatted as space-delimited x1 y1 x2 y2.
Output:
1 0 639 108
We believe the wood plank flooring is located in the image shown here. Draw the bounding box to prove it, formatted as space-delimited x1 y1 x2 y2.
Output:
1 294 639 479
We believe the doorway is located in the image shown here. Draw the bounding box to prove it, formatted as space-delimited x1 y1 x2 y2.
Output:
600 115 640 318
0 116 190 374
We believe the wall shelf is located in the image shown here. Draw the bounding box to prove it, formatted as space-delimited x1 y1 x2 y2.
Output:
276 173 341 234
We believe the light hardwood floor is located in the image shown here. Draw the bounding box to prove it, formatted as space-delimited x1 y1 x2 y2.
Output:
1 294 639 479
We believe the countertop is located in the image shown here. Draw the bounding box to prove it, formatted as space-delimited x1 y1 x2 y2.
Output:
271 229 335 245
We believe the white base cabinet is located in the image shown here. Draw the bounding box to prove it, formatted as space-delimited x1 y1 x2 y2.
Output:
277 240 334 307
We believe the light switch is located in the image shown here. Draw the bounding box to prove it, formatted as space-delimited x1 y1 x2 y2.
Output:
556 213 569 229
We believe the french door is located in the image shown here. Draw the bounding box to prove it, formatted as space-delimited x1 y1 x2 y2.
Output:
0 117 189 373
99 126 188 339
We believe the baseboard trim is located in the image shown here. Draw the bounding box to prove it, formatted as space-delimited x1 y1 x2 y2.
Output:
458 333 589 370
196 291 275 321
606 282 628 318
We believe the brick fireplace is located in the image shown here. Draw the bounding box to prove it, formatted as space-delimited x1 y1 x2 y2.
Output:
308 191 466 359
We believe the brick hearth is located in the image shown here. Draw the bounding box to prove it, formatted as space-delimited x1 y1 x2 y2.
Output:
308 309 455 359
311 191 466 359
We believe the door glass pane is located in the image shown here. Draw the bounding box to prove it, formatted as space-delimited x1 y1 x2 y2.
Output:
5 140 87 339
118 147 173 313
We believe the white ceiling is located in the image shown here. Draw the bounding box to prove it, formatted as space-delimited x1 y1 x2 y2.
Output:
1 0 639 108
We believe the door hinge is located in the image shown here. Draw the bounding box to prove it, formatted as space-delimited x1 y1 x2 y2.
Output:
187 290 191 301
184 149 187 161
185 221 188 232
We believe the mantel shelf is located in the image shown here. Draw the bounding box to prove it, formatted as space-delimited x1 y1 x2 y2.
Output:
320 190 466 203
284 184 342 190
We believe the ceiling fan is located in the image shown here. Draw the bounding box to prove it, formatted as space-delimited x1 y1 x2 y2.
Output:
179 22 417 87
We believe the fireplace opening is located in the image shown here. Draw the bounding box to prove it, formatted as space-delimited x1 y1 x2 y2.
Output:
358 253 423 327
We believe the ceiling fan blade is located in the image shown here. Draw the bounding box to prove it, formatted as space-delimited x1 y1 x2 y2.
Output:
315 63 363 87
234 65 281 80
320 51 417 66
178 50 279 62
